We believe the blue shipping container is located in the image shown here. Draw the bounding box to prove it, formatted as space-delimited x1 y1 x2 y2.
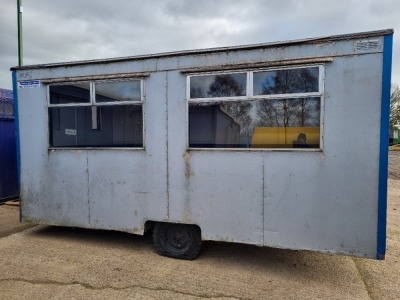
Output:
0 88 19 201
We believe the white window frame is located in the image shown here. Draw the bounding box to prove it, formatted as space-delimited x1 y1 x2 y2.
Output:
48 79 144 107
47 81 92 107
47 79 145 149
187 64 325 151
251 65 323 99
187 70 250 102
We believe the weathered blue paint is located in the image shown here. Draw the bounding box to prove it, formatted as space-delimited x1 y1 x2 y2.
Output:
377 33 393 260
0 120 19 201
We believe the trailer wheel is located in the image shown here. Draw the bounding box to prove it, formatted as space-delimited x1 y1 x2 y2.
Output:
153 223 202 260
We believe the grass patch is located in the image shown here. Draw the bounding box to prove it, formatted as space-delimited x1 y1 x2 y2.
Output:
389 144 400 151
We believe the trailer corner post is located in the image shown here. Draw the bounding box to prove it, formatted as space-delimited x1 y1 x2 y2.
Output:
377 32 393 260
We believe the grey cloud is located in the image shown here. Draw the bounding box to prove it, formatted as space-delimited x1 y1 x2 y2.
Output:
1 0 399 89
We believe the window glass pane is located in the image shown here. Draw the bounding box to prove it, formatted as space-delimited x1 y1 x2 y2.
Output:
95 81 141 103
253 67 319 95
189 97 320 148
190 73 246 98
49 83 91 104
49 105 143 147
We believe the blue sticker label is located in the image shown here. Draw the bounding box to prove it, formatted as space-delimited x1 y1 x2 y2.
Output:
18 80 41 89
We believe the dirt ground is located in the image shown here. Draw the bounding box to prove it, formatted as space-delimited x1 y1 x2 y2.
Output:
389 151 400 180
353 151 400 299
0 152 399 299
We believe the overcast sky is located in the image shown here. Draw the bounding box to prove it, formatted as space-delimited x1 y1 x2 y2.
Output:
0 0 399 89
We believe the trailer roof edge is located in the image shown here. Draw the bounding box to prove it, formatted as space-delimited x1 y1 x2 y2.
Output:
10 29 394 71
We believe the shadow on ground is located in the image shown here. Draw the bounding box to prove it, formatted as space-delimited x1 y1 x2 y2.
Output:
28 225 351 285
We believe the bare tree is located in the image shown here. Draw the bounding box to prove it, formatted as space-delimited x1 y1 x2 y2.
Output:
190 87 205 98
260 68 319 127
203 71 320 139
390 84 400 129
207 74 244 97
207 74 254 135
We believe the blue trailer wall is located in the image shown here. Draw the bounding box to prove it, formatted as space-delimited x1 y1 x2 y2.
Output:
0 89 19 201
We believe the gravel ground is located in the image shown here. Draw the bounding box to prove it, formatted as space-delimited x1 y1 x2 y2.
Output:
0 151 398 299
389 151 400 180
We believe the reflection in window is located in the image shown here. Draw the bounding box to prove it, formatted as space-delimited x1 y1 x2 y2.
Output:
49 83 91 105
189 98 320 148
188 66 323 149
95 81 141 103
253 67 319 95
190 73 246 98
49 105 143 147
48 80 143 148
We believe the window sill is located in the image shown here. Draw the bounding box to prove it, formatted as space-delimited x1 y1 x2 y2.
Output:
48 147 145 151
187 147 322 152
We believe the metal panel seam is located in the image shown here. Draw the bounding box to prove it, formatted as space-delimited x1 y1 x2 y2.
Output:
86 154 91 223
262 158 265 245
377 33 393 260
166 72 170 219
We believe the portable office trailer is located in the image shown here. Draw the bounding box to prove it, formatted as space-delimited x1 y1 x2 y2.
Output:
11 29 393 260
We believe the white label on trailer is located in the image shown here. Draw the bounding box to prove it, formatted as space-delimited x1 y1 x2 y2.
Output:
18 80 41 89
354 39 381 51
65 129 77 136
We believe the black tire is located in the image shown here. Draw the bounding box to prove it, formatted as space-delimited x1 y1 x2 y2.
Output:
153 223 202 260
